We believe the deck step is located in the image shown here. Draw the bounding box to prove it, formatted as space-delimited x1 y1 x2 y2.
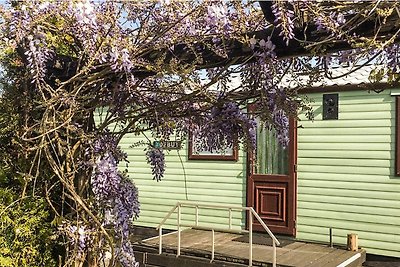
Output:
133 244 250 267
133 243 366 267
146 253 250 267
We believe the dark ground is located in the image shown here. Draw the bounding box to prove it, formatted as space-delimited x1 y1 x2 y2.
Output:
363 254 400 267
131 226 400 267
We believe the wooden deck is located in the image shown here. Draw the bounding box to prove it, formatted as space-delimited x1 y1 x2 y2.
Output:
141 229 366 267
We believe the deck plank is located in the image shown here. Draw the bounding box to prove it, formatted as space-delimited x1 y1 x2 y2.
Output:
141 229 366 267
310 250 363 267
278 243 336 266
307 249 350 267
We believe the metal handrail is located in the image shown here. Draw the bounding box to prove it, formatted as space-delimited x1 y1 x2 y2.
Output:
155 203 179 255
155 201 280 267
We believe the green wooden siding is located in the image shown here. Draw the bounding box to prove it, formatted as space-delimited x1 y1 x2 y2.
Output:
108 88 400 258
118 134 247 230
297 89 400 257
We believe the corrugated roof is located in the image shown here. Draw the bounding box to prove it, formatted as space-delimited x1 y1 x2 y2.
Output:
281 64 384 89
207 64 396 93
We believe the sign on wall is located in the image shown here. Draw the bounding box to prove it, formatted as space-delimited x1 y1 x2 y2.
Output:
153 140 182 150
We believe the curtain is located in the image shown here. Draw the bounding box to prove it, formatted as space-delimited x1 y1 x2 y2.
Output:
256 125 288 175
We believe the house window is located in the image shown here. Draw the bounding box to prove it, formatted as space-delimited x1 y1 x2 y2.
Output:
188 132 238 161
255 122 289 175
396 96 400 176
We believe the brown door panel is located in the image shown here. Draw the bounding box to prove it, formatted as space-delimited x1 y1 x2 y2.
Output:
248 174 295 235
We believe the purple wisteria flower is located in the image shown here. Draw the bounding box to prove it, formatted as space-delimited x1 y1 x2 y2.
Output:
194 101 257 152
117 242 140 267
271 2 295 45
75 0 97 26
60 222 92 257
92 130 127 162
386 44 400 74
243 34 292 148
146 147 166 182
315 12 347 33
273 108 289 146
90 131 140 266
206 4 229 28
24 34 53 82
8 2 55 82
92 153 121 202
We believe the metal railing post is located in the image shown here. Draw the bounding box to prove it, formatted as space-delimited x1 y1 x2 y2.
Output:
251 208 280 246
273 241 277 267
177 204 181 257
228 208 232 230
159 226 163 254
195 205 199 226
156 202 280 266
249 209 253 267
211 229 215 262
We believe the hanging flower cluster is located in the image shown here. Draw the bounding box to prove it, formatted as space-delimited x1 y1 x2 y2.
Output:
271 1 295 45
244 35 293 147
386 44 400 74
6 3 55 81
91 132 140 267
194 101 257 152
146 146 166 182
315 12 346 32
63 223 87 255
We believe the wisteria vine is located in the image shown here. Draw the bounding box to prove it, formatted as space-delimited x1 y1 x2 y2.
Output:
0 1 399 266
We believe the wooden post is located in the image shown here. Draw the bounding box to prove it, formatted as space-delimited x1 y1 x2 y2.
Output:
347 233 358 251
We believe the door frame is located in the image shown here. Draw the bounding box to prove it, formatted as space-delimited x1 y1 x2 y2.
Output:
246 118 297 236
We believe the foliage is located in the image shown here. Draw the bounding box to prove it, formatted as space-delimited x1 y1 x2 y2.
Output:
0 174 57 267
0 72 58 266
0 1 399 266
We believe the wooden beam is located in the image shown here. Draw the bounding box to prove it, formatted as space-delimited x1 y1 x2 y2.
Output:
258 1 275 25
258 1 400 57
41 3 400 80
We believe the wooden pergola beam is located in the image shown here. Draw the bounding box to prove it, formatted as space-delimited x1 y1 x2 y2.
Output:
45 2 400 80
258 1 400 57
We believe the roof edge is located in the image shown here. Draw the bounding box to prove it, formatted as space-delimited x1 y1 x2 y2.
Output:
298 82 400 94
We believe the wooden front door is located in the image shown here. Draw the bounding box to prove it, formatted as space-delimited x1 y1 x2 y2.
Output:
247 118 297 236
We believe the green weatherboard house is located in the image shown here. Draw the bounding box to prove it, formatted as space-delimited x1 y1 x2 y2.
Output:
114 67 400 258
